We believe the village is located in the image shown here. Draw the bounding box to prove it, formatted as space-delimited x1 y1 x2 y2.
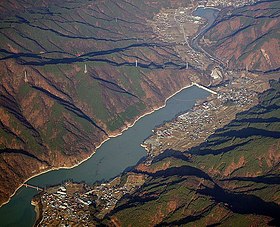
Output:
34 173 146 225
142 75 269 162
88 173 146 219
149 0 258 72
33 182 95 226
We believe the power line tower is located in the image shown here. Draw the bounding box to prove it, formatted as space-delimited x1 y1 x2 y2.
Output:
84 64 88 74
24 71 28 83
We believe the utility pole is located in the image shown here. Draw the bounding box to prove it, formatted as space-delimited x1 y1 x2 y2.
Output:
135 59 138 67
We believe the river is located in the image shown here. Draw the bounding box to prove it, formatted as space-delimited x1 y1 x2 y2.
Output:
191 7 219 50
191 7 222 66
0 7 218 227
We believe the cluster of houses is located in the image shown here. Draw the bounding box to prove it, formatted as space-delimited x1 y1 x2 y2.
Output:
91 183 130 211
89 174 145 218
38 184 94 226
151 9 176 42
143 77 259 160
174 7 203 24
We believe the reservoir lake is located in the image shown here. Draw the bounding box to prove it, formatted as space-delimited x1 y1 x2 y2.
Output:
0 86 209 226
0 7 219 227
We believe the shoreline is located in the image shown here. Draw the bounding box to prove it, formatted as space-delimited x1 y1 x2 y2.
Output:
31 199 41 226
108 83 195 138
0 83 195 208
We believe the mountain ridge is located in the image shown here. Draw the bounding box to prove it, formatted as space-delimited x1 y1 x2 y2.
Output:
0 0 205 207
